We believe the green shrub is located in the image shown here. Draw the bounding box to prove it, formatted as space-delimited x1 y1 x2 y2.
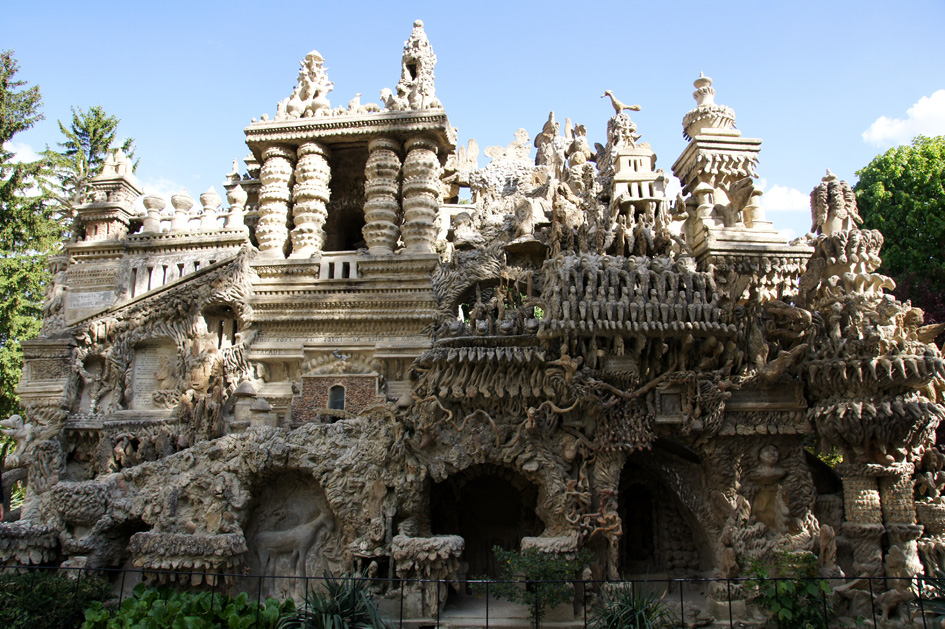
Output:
472 546 592 629
590 582 676 629
0 569 111 629
277 573 391 629
747 551 833 629
82 582 294 629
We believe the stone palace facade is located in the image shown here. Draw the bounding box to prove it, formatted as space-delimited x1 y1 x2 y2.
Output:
2 20 944 623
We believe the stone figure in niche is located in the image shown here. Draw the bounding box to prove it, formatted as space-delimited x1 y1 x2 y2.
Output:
511 198 538 242
751 445 790 532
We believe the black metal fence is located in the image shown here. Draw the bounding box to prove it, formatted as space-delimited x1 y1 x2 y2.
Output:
0 564 939 628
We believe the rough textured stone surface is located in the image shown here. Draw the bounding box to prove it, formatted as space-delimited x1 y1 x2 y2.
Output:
2 20 944 626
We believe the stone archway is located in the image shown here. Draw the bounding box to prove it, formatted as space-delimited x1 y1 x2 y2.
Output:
430 464 543 578
618 456 711 576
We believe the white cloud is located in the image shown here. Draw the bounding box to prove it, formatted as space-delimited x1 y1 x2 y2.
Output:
664 175 682 199
759 179 809 213
776 228 797 242
3 141 41 164
132 176 186 215
862 89 945 147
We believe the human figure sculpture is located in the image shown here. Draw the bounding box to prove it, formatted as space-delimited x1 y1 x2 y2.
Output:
751 445 790 531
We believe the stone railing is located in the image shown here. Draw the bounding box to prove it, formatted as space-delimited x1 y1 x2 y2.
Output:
137 187 250 238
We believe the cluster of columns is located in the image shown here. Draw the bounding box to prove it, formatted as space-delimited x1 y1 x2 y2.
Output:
255 136 441 259
840 461 923 578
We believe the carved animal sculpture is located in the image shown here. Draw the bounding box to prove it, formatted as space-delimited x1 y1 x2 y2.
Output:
255 511 335 578
601 90 641 115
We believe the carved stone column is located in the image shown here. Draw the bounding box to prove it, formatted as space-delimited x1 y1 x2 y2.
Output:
401 137 441 254
290 142 331 258
880 463 924 577
256 145 295 258
362 138 402 255
839 464 885 577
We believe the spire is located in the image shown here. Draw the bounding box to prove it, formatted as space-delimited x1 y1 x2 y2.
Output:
682 73 736 141
394 20 442 110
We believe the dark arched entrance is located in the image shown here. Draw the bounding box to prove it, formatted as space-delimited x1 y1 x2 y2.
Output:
430 465 542 578
618 458 708 576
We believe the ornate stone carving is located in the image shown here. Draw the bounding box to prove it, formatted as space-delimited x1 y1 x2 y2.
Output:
256 145 295 258
290 142 331 257
401 136 440 253
362 138 402 255
5 21 945 626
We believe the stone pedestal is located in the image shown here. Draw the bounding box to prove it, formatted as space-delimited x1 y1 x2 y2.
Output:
290 142 331 258
401 137 440 254
257 145 295 258
362 138 402 255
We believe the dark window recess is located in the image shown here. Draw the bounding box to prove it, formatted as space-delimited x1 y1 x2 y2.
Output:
328 385 345 410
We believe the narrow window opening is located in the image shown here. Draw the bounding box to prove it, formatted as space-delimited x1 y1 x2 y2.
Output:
328 385 345 410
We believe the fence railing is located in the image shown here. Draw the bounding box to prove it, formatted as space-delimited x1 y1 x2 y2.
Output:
0 564 939 628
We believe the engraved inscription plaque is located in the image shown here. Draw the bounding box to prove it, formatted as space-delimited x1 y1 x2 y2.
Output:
132 344 178 410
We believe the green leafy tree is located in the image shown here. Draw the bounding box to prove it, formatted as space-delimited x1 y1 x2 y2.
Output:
42 104 136 220
855 135 945 336
0 50 63 418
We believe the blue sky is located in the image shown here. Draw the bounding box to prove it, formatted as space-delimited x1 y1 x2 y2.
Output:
3 0 944 240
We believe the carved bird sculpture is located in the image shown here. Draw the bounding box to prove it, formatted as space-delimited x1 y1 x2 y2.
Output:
601 90 641 115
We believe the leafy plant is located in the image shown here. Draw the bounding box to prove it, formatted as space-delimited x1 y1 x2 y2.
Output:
277 573 391 629
472 546 592 628
0 570 110 629
81 582 294 629
916 558 945 626
747 551 833 629
590 582 676 628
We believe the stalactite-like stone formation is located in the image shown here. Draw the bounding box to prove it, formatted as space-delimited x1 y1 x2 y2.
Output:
290 142 331 258
401 137 440 254
256 145 295 258
362 138 402 255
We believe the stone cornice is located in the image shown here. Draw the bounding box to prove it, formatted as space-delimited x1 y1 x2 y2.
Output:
244 110 456 159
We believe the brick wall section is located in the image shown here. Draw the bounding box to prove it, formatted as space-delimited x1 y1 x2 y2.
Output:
293 374 383 424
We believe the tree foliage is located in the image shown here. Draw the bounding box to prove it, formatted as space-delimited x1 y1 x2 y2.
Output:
42 104 136 219
855 135 945 332
0 50 63 418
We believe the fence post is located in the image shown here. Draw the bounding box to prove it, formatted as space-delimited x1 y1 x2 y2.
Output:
255 574 263 628
918 575 928 629
679 578 686 629
486 579 490 628
117 567 127 623
868 575 877 627
399 577 404 628
726 579 733 628
70 566 82 625
533 578 538 629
